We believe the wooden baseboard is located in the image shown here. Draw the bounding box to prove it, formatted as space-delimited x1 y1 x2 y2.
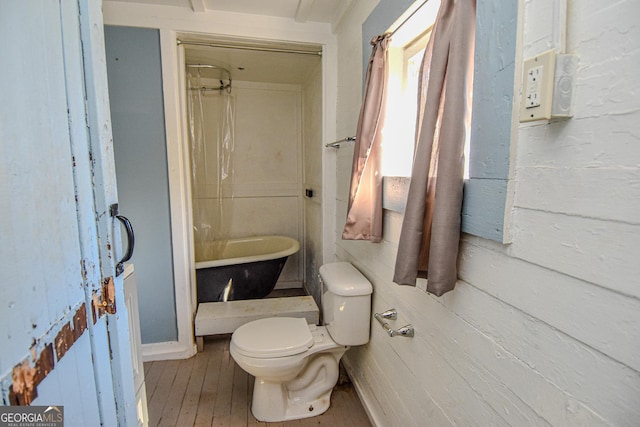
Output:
141 340 197 362
342 355 381 427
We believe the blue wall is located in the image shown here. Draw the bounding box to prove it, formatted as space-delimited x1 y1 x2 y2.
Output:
463 0 518 242
105 26 178 344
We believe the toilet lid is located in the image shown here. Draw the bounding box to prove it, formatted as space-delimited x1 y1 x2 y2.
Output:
232 317 314 358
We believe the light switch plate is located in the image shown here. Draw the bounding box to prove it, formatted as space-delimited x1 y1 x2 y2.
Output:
520 49 556 122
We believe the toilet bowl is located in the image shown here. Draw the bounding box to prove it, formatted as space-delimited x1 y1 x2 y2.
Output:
229 262 373 422
230 317 347 421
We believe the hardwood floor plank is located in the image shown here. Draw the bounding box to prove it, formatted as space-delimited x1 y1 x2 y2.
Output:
212 338 236 426
147 360 181 426
246 374 262 427
195 336 227 427
229 362 250 426
297 407 336 426
329 383 371 426
176 352 209 427
144 361 164 401
144 361 153 380
145 335 371 427
158 356 196 427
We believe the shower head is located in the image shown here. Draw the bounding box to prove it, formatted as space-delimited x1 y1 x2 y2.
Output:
187 64 232 93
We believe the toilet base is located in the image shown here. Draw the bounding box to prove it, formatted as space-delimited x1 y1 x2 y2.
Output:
251 379 333 422
250 351 344 422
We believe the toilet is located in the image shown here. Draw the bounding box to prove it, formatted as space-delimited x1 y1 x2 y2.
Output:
230 262 373 422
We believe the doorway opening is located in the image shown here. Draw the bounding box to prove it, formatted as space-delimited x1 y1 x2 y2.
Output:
177 35 325 308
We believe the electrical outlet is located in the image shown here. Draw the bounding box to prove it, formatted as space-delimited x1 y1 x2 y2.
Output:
520 49 556 122
525 66 542 108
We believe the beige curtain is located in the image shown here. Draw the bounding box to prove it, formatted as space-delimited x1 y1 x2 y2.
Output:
393 0 476 296
342 35 390 243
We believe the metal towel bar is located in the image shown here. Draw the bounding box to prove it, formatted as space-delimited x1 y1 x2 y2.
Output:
374 309 414 338
325 136 356 149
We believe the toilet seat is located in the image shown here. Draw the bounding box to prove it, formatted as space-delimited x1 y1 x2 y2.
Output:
232 317 314 358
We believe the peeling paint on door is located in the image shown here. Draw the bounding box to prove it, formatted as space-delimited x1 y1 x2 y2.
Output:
6 303 90 406
10 360 37 405
92 276 117 323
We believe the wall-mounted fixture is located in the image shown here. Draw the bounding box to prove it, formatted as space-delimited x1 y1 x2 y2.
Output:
520 49 578 122
325 136 356 149
374 309 414 338
110 203 135 277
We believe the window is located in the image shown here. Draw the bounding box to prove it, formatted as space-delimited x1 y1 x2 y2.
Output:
381 28 431 177
363 0 520 243
382 8 472 180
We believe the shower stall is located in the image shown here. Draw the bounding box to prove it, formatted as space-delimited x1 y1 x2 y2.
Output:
181 38 324 301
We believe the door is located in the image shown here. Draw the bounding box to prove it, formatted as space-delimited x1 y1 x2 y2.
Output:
0 1 137 425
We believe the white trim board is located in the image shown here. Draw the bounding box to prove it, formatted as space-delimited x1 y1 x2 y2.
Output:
141 341 197 362
195 296 319 337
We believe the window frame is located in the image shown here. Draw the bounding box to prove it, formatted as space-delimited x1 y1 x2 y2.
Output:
363 0 521 243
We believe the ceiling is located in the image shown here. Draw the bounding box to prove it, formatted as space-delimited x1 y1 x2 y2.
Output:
183 42 322 85
104 0 351 25
104 0 340 84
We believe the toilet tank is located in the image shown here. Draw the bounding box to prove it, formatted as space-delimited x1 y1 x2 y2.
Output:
320 262 373 346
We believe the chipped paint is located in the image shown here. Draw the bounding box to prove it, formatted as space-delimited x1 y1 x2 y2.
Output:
92 291 105 324
9 360 37 405
73 304 87 340
54 304 88 360
9 345 55 405
92 277 116 323
7 303 89 405
103 276 116 315
34 344 54 382
54 323 74 360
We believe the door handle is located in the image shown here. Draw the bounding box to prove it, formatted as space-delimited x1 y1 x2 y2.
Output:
115 214 135 277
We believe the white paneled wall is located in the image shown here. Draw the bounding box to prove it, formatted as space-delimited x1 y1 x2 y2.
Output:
335 1 640 426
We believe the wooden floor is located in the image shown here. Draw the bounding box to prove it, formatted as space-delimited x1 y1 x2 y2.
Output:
144 335 372 427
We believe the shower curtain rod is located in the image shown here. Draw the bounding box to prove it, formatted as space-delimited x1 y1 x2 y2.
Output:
177 40 322 56
187 63 231 72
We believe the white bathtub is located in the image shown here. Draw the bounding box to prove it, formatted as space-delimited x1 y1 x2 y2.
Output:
195 235 300 302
